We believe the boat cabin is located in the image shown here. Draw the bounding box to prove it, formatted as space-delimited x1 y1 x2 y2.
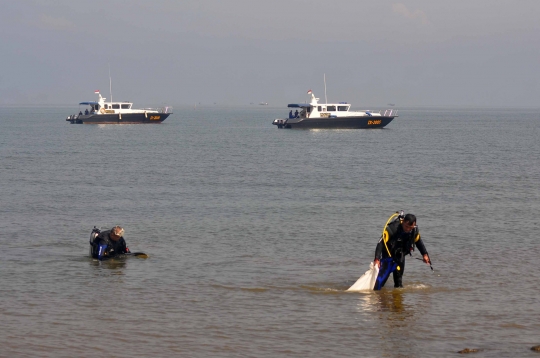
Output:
286 91 379 118
78 92 150 115
79 101 101 114
287 93 351 118
288 102 352 119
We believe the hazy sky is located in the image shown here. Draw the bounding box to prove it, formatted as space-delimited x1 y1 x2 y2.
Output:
1 0 539 107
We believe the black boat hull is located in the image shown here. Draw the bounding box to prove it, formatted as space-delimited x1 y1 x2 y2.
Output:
274 116 395 129
67 112 171 124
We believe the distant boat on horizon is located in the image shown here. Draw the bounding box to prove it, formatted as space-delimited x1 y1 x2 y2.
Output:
259 102 268 105
388 103 395 106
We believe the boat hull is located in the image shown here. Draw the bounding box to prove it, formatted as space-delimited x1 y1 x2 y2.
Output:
273 116 395 129
67 112 171 124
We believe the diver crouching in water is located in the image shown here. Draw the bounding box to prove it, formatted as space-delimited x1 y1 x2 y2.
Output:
90 226 130 260
373 213 430 290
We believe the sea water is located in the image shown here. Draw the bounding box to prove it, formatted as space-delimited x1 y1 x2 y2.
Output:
0 105 539 357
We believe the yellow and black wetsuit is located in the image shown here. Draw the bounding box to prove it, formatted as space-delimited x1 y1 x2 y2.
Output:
374 220 428 288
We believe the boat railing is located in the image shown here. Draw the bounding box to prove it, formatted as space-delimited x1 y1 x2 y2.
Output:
158 106 173 114
140 107 173 113
383 109 398 117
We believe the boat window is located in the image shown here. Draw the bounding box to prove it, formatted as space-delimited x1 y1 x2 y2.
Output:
327 106 336 111
112 104 120 109
338 106 348 111
121 104 130 109
307 107 311 112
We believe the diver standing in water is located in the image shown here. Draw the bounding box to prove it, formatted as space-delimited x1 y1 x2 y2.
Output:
373 213 431 290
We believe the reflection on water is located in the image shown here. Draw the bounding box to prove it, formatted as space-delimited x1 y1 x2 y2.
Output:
88 257 127 272
357 290 429 356
357 290 414 318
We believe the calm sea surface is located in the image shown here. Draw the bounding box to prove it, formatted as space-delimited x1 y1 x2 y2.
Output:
1 105 539 357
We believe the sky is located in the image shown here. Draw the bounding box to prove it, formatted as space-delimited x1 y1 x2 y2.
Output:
1 0 539 107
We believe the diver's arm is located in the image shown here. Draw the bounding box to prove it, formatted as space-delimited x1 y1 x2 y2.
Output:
414 237 430 264
374 240 383 260
118 238 130 254
374 240 383 267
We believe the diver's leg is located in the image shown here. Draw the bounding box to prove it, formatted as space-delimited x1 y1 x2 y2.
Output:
393 260 405 288
374 258 392 290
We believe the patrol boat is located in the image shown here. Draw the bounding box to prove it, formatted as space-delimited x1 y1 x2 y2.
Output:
66 91 172 124
272 90 397 129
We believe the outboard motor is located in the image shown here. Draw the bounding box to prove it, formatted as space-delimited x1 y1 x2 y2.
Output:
89 226 101 257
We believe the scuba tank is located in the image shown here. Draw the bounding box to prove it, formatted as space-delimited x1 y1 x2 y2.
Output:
382 210 417 258
381 211 404 257
89 226 101 257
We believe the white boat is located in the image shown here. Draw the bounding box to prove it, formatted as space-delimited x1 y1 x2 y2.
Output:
272 91 397 129
66 91 172 124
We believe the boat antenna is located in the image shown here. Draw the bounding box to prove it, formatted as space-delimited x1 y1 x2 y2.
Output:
108 64 113 104
324 73 327 104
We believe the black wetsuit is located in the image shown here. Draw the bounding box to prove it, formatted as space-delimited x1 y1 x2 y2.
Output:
374 220 428 288
91 230 130 260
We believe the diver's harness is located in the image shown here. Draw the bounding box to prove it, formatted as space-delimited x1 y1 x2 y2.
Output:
89 226 116 258
379 211 433 271
381 211 418 260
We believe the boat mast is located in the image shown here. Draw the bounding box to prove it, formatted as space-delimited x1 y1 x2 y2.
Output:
324 73 328 104
109 64 113 104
